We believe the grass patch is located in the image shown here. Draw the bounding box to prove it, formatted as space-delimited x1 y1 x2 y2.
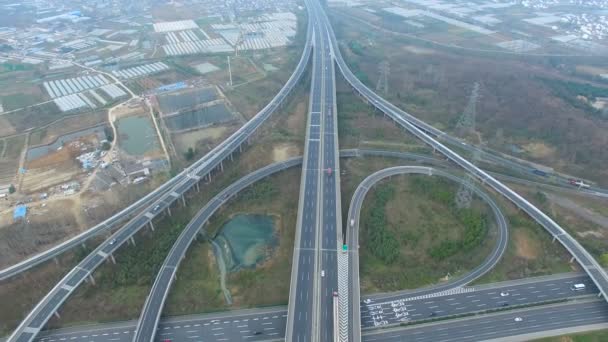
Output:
474 197 573 284
1 92 44 111
532 330 608 342
164 168 300 315
3 134 26 160
357 171 496 292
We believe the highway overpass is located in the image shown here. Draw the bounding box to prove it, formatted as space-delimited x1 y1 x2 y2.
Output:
314 0 608 314
6 15 314 342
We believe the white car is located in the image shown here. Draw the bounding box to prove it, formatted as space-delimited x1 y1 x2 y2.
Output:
500 291 509 297
514 317 523 322
363 299 372 304
321 270 325 277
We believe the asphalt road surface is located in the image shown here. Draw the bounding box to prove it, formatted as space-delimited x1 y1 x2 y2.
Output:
285 16 324 341
315 0 608 307
363 300 608 342
23 272 599 342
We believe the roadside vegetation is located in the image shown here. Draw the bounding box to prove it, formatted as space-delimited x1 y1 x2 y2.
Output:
329 9 608 186
505 182 608 268
165 169 300 315
359 174 495 292
532 330 608 342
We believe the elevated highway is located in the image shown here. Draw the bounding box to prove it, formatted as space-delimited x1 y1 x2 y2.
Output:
6 15 314 342
314 0 608 314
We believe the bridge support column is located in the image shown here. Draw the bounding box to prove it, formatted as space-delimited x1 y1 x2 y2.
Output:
81 242 86 250
570 256 575 263
239 144 242 153
53 257 59 265
130 236 136 246
54 311 61 319
109 253 116 264
149 222 155 232
219 161 224 172
167 207 172 216
229 153 233 162
88 274 96 285
181 195 186 206
196 182 200 192
552 236 557 243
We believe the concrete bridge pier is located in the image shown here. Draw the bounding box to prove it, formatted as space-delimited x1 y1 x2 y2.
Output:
181 195 186 206
54 311 61 319
219 161 224 172
129 236 136 246
109 253 116 264
149 222 155 232
196 182 200 192
167 207 172 216
88 274 96 285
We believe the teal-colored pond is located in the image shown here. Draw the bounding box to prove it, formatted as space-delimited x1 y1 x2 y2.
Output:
116 115 159 156
214 214 278 272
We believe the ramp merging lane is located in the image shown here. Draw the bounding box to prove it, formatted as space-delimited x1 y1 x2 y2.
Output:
7 17 314 342
347 166 508 334
131 158 304 342
315 0 608 308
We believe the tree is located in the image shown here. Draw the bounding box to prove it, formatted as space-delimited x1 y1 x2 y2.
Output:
101 141 111 151
534 191 547 205
8 184 15 194
184 147 195 161
601 253 608 267
104 126 114 142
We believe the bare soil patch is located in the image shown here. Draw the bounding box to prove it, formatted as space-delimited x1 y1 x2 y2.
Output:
0 117 16 137
514 229 539 260
272 143 299 162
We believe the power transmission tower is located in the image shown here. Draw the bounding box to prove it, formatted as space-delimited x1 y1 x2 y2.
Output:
455 82 480 137
376 61 389 95
454 148 481 209
454 82 482 209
